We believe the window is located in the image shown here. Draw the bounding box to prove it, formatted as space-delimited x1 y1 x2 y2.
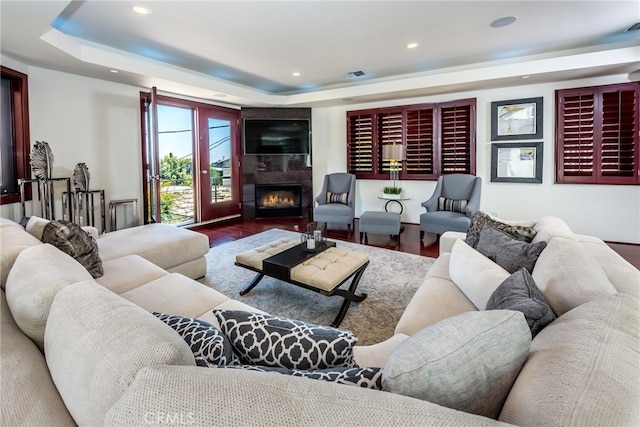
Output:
0 66 31 204
556 82 639 184
347 98 476 180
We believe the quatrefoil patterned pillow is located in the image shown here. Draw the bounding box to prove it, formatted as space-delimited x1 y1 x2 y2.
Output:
196 363 383 390
153 312 240 366
213 310 358 370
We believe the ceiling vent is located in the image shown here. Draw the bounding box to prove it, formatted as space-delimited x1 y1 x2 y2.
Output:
349 70 366 77
626 22 640 32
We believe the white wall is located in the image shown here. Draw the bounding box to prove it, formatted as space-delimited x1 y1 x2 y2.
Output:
311 75 640 244
1 58 638 243
1 59 143 230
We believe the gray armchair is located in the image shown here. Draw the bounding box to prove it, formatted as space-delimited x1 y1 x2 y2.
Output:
313 173 356 231
420 174 482 240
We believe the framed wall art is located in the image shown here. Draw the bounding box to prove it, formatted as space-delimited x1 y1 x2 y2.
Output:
491 97 543 140
491 141 543 183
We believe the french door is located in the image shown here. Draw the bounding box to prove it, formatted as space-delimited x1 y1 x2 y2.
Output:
140 89 241 225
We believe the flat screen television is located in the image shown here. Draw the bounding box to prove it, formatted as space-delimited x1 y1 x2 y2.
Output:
243 118 310 155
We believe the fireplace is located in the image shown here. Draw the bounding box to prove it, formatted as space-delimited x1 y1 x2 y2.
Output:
255 184 303 218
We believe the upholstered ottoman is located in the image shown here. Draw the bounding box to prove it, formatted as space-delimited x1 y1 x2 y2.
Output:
359 211 403 245
235 239 370 327
234 238 300 270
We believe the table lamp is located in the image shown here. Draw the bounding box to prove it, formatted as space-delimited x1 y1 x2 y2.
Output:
382 143 405 190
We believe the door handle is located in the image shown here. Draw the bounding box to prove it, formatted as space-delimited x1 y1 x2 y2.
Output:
201 170 208 174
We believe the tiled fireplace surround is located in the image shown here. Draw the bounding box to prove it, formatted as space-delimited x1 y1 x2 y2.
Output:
241 108 313 219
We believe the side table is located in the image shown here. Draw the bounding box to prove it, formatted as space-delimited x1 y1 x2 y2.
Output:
109 198 139 231
62 189 106 234
377 196 410 214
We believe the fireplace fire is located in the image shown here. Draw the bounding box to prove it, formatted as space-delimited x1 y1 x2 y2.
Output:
255 184 302 218
261 191 296 208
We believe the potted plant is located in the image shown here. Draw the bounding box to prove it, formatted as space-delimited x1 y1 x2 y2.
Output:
382 186 403 199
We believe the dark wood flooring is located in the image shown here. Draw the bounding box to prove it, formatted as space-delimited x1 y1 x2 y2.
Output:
190 217 640 269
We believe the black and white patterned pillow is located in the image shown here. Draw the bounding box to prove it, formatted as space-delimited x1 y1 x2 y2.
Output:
213 310 358 370
198 362 382 390
153 312 240 366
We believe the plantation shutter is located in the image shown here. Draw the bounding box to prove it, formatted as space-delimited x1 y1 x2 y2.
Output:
377 111 403 174
557 88 596 181
347 112 374 176
600 85 638 182
405 107 434 175
440 102 474 174
556 83 639 184
346 98 476 180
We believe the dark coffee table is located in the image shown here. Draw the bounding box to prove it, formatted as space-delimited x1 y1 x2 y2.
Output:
235 240 369 327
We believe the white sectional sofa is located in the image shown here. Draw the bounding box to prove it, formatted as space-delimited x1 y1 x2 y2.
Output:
0 215 638 426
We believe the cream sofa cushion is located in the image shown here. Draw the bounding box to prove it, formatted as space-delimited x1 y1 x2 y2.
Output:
97 223 209 278
449 239 510 309
579 238 640 298
0 219 42 289
45 281 195 426
5 243 93 350
105 365 504 426
0 291 75 427
396 255 477 336
531 215 576 243
96 255 168 294
532 237 616 316
120 273 229 319
500 293 640 426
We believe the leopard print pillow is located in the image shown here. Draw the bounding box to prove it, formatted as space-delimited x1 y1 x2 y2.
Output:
41 219 103 278
465 211 537 249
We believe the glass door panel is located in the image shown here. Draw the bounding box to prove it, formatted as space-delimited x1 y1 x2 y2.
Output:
157 104 195 225
199 108 240 221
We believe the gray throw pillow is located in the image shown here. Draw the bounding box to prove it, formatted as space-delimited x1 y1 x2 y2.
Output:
213 310 358 370
466 211 537 249
486 268 556 338
41 219 103 278
382 310 531 419
476 226 547 274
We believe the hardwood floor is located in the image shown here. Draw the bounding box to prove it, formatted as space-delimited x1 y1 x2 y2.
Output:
190 217 439 258
190 216 639 268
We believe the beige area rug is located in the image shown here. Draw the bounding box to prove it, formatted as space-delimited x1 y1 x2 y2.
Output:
199 229 434 345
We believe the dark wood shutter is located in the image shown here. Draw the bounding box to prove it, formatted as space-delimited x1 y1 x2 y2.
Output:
556 83 639 184
346 98 476 180
600 85 638 182
405 107 434 175
556 88 596 181
377 111 403 174
347 112 374 176
440 101 475 174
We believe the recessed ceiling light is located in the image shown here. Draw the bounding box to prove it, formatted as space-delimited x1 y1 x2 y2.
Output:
109 69 119 74
521 75 531 79
490 16 517 28
292 72 301 77
406 42 419 49
131 6 151 15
